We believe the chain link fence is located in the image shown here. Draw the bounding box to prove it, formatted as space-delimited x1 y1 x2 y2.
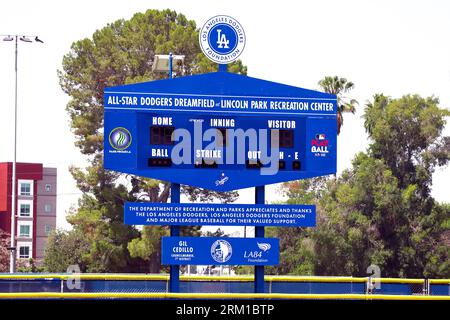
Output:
0 274 448 296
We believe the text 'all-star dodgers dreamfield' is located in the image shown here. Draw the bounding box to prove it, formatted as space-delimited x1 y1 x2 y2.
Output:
103 15 337 288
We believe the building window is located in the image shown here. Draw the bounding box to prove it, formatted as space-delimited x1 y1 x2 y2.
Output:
17 242 32 259
20 183 31 195
18 180 33 196
18 246 30 259
18 222 32 238
18 199 33 218
19 224 31 238
45 224 53 236
19 203 31 217
44 204 52 213
45 184 52 192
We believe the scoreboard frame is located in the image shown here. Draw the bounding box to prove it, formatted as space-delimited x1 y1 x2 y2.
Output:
104 71 337 191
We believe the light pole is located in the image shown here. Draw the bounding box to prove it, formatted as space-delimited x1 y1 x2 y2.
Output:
152 53 184 290
1 34 43 273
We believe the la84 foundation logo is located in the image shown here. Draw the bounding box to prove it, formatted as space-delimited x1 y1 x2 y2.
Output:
199 15 246 64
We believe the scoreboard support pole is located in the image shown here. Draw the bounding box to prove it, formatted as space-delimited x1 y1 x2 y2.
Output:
169 52 173 79
168 54 179 293
169 183 181 293
254 185 265 293
218 64 227 72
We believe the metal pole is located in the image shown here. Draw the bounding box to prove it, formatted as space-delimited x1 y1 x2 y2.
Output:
167 52 179 291
2 34 42 272
169 52 173 79
254 185 265 293
9 35 18 273
169 183 180 292
218 64 227 72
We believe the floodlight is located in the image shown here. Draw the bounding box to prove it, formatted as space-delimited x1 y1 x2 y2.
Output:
152 54 185 72
19 36 32 43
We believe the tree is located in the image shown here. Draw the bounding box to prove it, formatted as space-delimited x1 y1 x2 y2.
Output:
360 94 450 277
276 94 450 278
182 186 238 204
43 229 90 272
127 225 202 273
318 76 358 134
363 94 450 198
17 259 45 273
127 226 167 273
58 9 246 272
0 229 10 272
276 75 359 265
203 228 228 237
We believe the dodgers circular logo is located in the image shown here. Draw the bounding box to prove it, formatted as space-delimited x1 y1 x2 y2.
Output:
199 15 246 64
210 239 233 263
109 127 132 151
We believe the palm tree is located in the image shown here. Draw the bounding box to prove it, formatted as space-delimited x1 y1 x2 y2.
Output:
318 76 358 135
363 93 389 137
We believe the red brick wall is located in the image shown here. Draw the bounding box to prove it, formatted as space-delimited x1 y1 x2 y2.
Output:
0 163 11 232
0 162 43 239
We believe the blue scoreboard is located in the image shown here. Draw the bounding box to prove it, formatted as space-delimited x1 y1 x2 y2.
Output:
104 71 337 191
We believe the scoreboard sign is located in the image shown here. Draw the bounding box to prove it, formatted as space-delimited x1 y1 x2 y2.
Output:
124 202 316 227
104 71 337 191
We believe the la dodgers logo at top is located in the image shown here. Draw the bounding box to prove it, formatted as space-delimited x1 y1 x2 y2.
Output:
199 15 246 64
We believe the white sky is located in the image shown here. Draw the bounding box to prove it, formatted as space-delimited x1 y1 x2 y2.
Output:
0 0 449 232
